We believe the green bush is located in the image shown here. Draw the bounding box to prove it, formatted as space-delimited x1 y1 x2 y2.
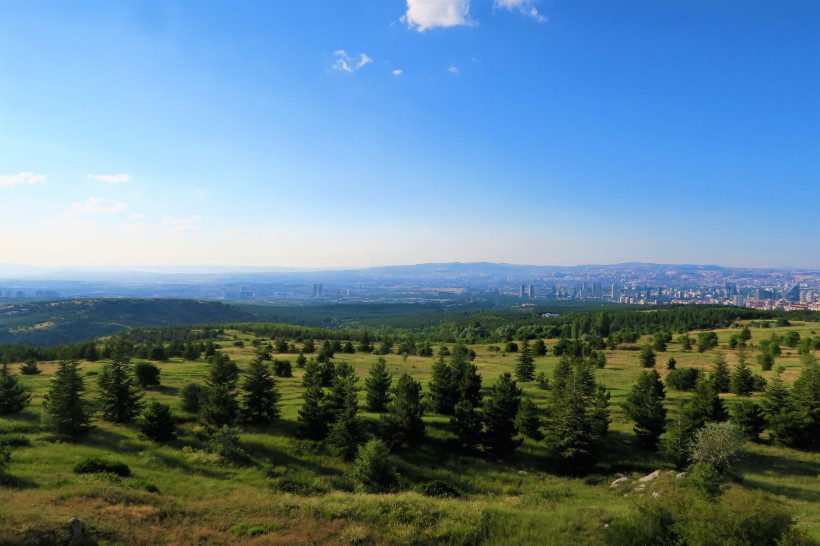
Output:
351 439 396 493
666 368 701 391
415 479 462 498
180 382 205 413
134 361 161 387
73 457 131 477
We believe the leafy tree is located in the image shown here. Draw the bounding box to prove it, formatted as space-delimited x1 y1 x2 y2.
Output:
623 369 667 450
482 373 522 455
690 421 745 478
731 400 766 440
342 341 356 354
206 352 239 389
365 357 392 412
184 342 201 361
98 348 144 423
351 439 396 492
381 373 425 448
273 359 292 377
652 331 670 352
181 382 205 413
41 360 92 437
729 356 754 396
207 425 249 465
295 353 307 368
134 361 161 388
757 351 775 371
711 353 730 393
140 401 177 443
639 345 656 368
302 338 315 353
19 359 41 375
428 355 457 414
515 398 543 440
505 341 519 353
451 399 483 453
515 340 536 383
677 335 692 351
0 363 30 415
533 339 548 356
240 359 281 424
697 331 719 353
298 383 330 440
666 367 701 391
201 384 240 433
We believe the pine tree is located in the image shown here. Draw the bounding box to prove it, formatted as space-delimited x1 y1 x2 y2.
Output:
98 347 144 423
639 345 656 368
711 353 731 393
483 373 522 455
533 339 548 356
664 374 727 467
666 357 677 370
731 400 766 441
140 401 178 443
298 383 331 440
0 363 30 415
451 399 483 453
327 368 363 460
789 353 820 448
201 384 240 433
41 360 92 437
428 355 457 414
365 357 392 412
19 359 41 375
240 359 281 424
326 361 357 422
515 398 543 440
515 340 536 382
452 353 482 408
729 356 754 396
623 369 667 450
206 352 239 389
381 373 425 448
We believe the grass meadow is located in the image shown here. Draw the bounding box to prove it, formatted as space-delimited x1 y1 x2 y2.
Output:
1 321 818 544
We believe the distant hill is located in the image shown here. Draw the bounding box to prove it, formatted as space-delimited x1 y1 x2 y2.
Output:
0 299 256 346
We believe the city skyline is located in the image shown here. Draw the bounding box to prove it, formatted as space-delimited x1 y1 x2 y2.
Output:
2 0 819 268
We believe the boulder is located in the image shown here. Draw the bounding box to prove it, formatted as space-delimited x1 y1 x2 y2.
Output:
651 491 662 498
639 470 661 482
610 477 629 488
675 472 688 479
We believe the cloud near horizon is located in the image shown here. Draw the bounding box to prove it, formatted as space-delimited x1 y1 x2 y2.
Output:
87 173 131 184
162 216 202 233
0 172 46 187
65 196 126 216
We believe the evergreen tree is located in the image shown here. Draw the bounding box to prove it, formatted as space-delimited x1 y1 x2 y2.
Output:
452 353 482 408
789 353 820 449
201 384 240 433
729 356 754 396
206 352 239 389
428 355 457 414
181 382 205 413
664 374 727 467
302 338 315 353
240 359 281 424
98 347 144 423
0 363 30 415
711 352 731 393
381 373 425 448
623 369 667 450
327 367 363 460
483 373 522 455
731 400 766 441
298 383 331 440
639 345 656 368
326 361 357 422
533 339 548 356
515 340 536 382
761 371 797 446
19 359 41 375
356 330 373 353
140 401 178 443
451 399 483 453
666 357 677 370
365 357 392 412
295 353 307 368
41 360 92 437
677 335 692 351
134 361 161 388
515 398 543 440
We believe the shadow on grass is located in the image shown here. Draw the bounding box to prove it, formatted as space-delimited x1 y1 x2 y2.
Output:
742 450 820 478
743 478 820 504
151 385 179 396
1 411 41 433
0 472 38 489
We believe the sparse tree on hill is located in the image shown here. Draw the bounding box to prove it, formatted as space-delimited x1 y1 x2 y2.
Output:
483 373 522 455
729 356 754 396
731 400 766 441
639 345 656 368
41 359 92 437
381 373 425 448
206 352 239 389
19 359 41 375
140 401 177 443
0 363 30 415
98 345 144 423
327 366 363 460
711 352 731 393
365 357 392 413
298 383 331 441
533 339 548 356
201 384 240 433
240 359 281 424
134 361 161 388
623 369 667 450
665 374 727 467
515 398 543 440
451 399 483 453
429 355 457 414
515 340 536 382
181 382 205 413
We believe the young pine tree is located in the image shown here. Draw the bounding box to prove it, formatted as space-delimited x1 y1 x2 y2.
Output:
365 357 392 413
328 372 363 461
711 353 731 393
622 369 667 450
452 354 483 408
731 400 766 441
201 384 240 433
98 348 144 423
515 340 536 383
515 398 543 440
140 401 178 443
206 352 239 389
428 355 457 414
664 374 727 467
240 359 281 424
788 354 820 449
482 373 522 455
298 383 331 441
0 363 30 415
639 345 656 368
41 360 92 437
451 399 483 453
381 373 425 448
729 356 755 396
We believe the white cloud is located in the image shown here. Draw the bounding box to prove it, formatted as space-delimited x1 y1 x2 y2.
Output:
87 173 131 184
447 64 459 74
404 0 473 31
162 216 202 233
392 69 403 76
120 222 150 232
0 172 46 187
130 213 147 220
65 196 126 216
222 227 253 238
494 0 547 22
333 50 373 73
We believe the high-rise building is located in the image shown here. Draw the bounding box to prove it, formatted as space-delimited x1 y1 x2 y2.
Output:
318 283 324 297
312 284 318 297
528 284 534 298
519 284 526 298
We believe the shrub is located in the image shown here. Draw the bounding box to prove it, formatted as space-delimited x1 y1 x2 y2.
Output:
351 439 396 493
134 362 161 388
140 401 178 443
273 359 293 378
19 360 41 375
181 382 205 413
73 457 131 477
207 426 250 465
415 480 461 498
666 368 701 391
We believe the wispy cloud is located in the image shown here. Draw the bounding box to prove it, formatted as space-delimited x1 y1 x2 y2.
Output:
333 50 373 73
447 64 459 74
162 216 202 233
0 172 46 187
222 227 253 238
130 213 147 220
403 0 473 32
392 69 403 76
494 0 547 22
65 196 126 216
87 173 131 184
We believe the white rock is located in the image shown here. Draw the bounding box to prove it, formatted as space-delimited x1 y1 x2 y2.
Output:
675 472 688 479
639 470 661 482
610 477 629 488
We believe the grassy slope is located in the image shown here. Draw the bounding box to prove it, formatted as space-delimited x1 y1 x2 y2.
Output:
0 321 818 545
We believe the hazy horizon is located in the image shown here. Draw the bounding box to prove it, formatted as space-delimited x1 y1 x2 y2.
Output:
2 1 818 268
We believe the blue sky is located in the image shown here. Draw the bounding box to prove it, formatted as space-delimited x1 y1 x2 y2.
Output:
1 0 818 268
